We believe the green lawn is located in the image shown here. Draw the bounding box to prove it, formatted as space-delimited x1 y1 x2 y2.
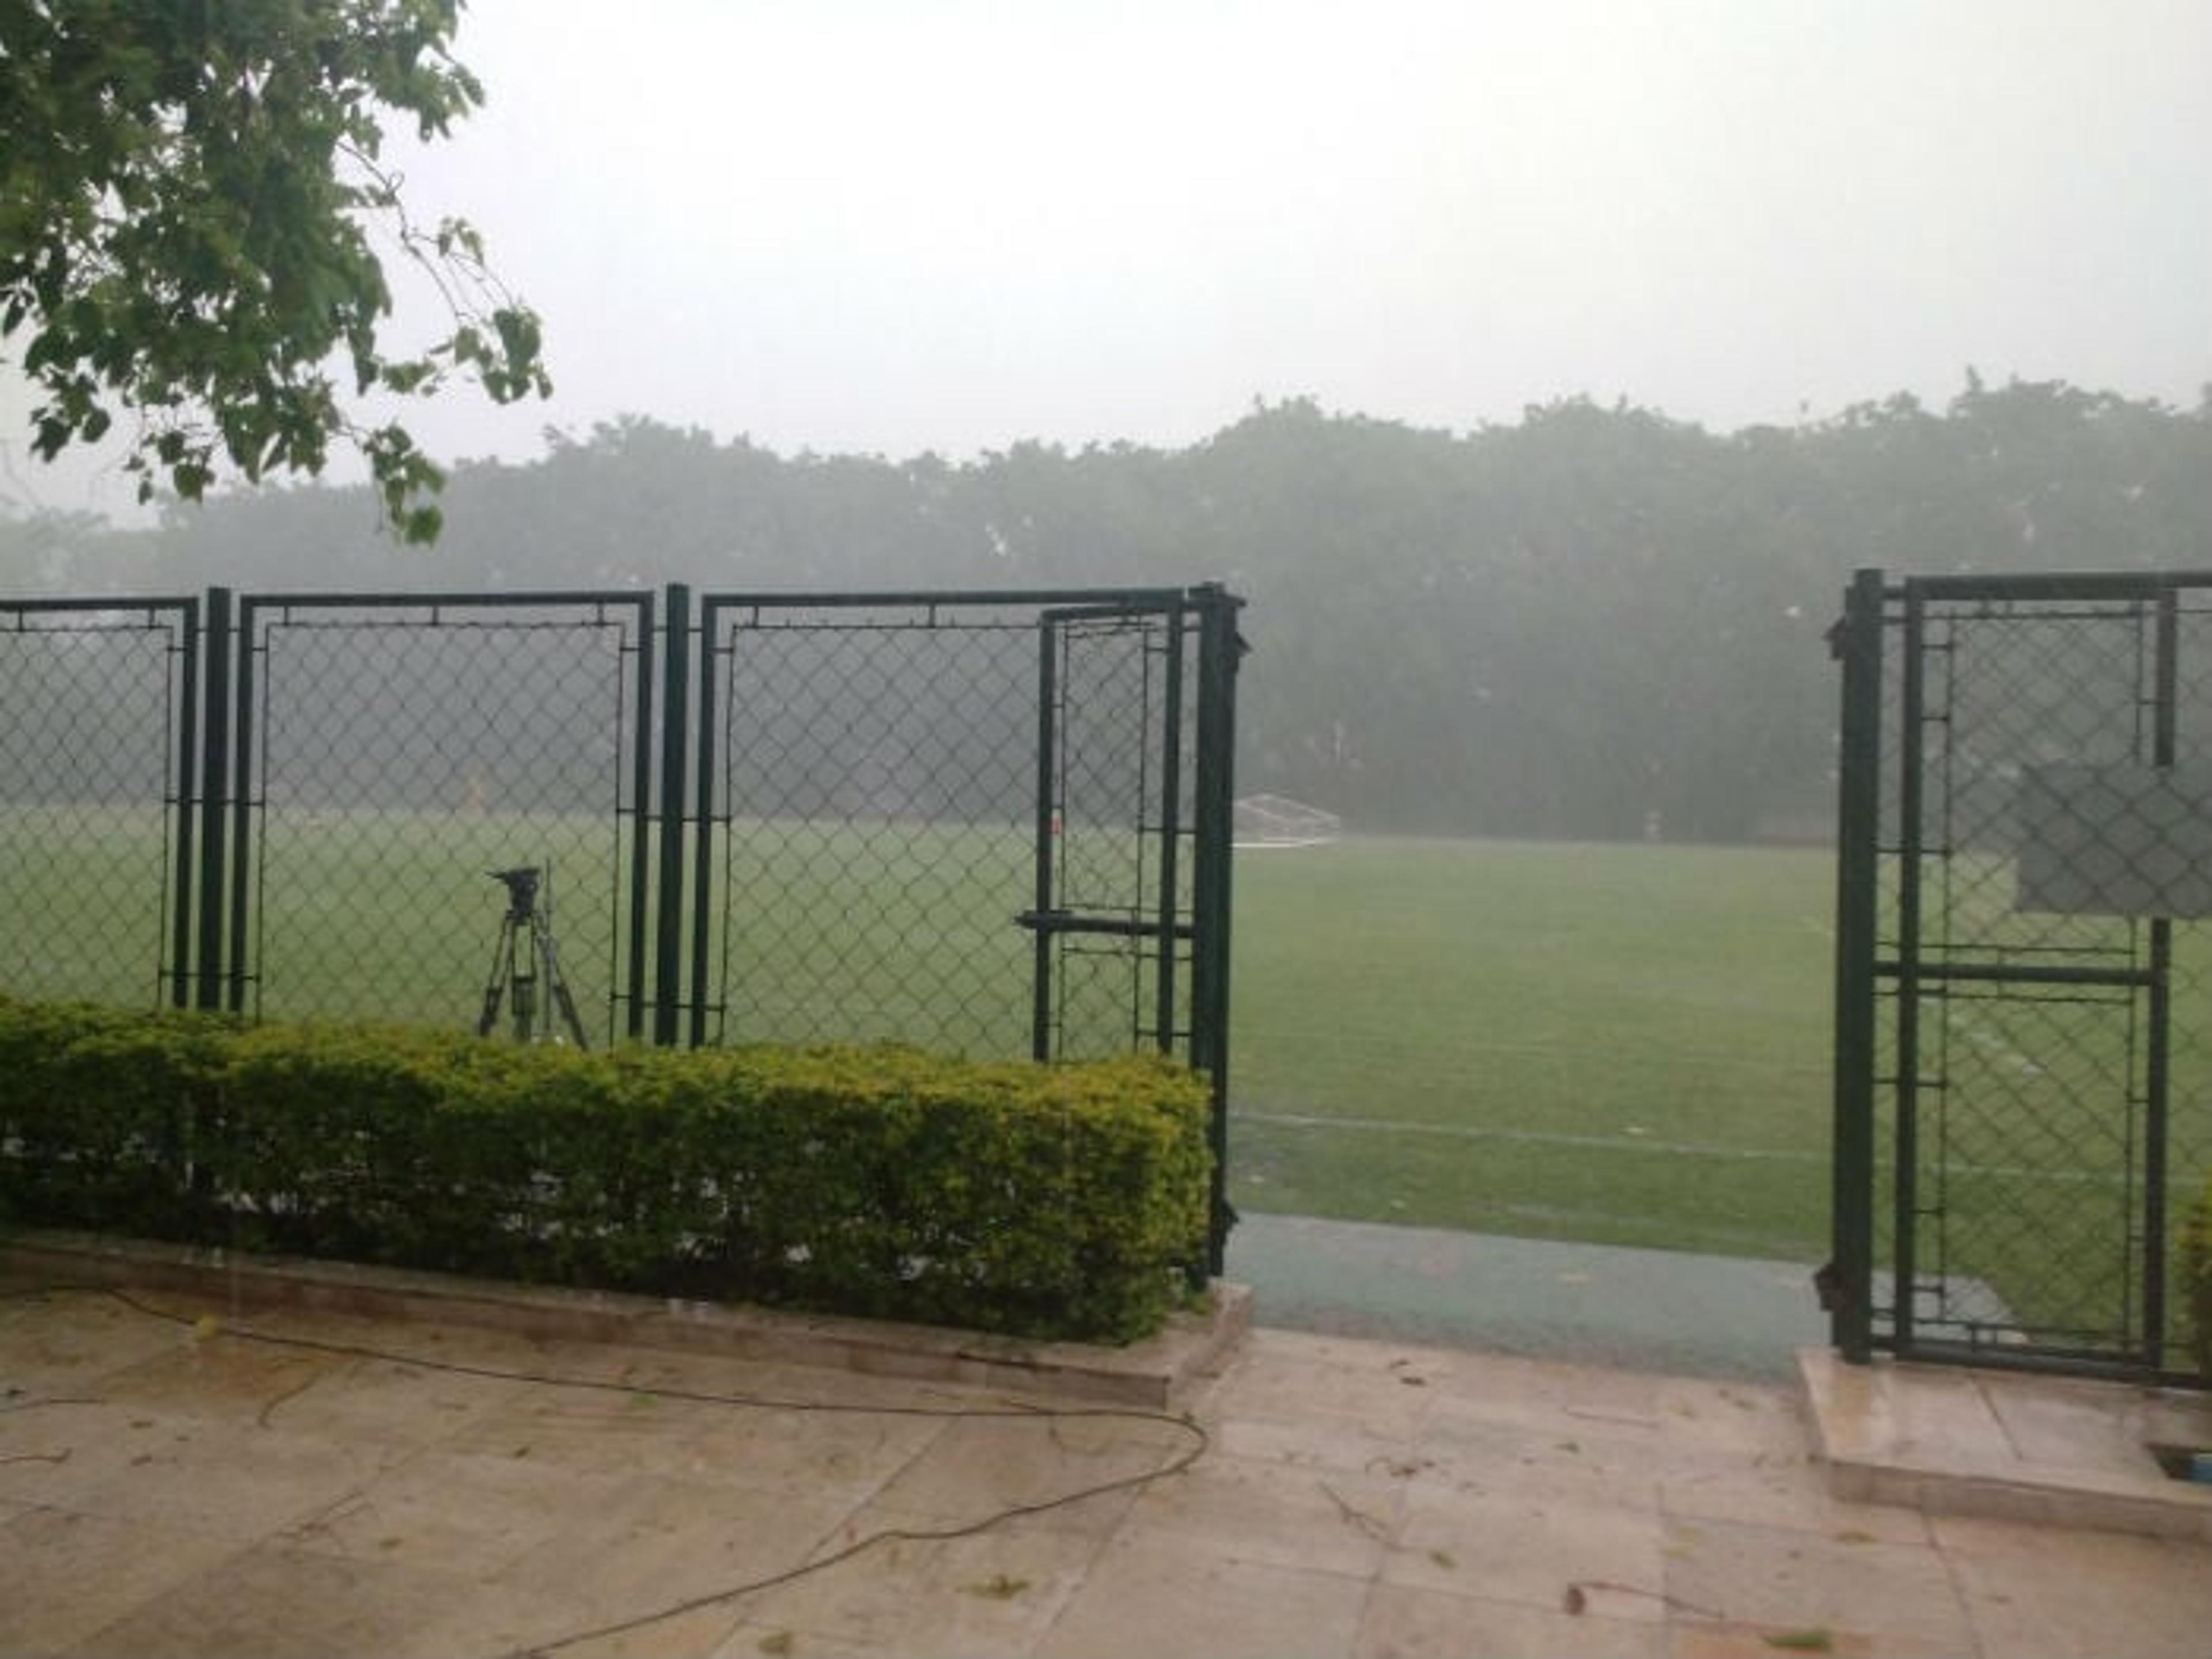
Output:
13 804 2206 1343
0 811 1844 1260
1229 837 1835 1260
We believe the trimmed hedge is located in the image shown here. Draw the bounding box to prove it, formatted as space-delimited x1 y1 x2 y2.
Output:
2187 1173 2212 1385
0 995 1211 1342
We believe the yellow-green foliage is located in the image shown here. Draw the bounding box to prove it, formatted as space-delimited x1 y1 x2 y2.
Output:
2186 1173 2212 1384
0 994 1210 1342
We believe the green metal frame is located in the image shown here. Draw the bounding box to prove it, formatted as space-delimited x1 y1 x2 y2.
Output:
687 584 1244 1274
4 580 1247 1278
0 593 202 1010
1831 565 2212 1385
1829 569 1883 1363
219 590 658 1037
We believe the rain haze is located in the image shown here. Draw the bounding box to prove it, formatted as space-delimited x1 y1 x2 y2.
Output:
5 0 2210 512
10 0 2212 1386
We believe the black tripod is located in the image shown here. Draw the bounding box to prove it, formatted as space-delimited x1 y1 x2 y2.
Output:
477 865 588 1048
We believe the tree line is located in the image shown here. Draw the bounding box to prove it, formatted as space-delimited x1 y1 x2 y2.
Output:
6 376 2209 843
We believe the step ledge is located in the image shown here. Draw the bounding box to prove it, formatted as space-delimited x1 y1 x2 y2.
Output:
1798 1347 2212 1542
1 1228 1250 1411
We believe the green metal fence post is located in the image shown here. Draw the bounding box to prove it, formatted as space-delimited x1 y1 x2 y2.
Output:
225 596 260 1016
1889 582 1927 1357
194 588 232 1012
168 597 202 1009
1153 605 1185 1054
1830 568 1884 1363
1191 584 1243 1279
2142 583 2179 1370
654 584 691 1045
1030 617 1060 1063
624 596 657 1041
687 600 720 1048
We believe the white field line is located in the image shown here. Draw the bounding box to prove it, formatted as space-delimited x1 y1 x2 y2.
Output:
1235 1109 2177 1188
1237 1110 1812 1163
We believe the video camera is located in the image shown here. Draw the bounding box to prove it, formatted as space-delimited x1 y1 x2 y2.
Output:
489 865 540 921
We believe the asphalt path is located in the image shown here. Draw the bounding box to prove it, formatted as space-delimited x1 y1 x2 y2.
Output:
1226 1211 1827 1381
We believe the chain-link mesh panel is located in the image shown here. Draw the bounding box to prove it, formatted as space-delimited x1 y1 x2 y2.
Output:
1044 615 1200 1059
702 607 1040 1053
697 599 1204 1063
237 599 646 1044
0 603 192 1006
1870 582 2212 1373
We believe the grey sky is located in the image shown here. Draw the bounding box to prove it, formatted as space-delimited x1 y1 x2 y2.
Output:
6 0 2209 517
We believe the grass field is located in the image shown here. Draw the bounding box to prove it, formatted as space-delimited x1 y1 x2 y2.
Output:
4 805 1840 1260
10 806 2207 1347
1230 837 1836 1261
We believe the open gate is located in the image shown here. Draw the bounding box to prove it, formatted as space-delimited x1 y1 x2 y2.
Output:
687 586 1243 1271
1832 568 2212 1383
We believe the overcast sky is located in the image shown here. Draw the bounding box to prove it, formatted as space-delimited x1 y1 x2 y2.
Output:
6 0 2209 517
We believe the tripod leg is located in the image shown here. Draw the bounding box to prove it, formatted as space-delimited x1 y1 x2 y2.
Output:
533 916 590 1050
551 979 589 1050
478 918 514 1037
510 945 537 1042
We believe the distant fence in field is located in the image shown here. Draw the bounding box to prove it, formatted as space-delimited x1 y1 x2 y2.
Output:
0 582 1245 1266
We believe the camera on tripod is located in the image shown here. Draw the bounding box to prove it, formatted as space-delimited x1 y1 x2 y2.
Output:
491 865 540 922
478 862 588 1048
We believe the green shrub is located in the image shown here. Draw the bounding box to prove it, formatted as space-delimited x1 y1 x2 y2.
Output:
0 995 1210 1342
2186 1172 2212 1385
0 994 231 1238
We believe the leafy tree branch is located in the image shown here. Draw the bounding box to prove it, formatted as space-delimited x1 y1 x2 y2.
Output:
0 0 549 541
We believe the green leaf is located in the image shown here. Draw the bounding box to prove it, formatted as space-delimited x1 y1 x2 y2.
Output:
1 2 547 543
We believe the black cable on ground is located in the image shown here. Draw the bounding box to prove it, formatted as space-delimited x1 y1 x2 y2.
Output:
2 1282 1213 1658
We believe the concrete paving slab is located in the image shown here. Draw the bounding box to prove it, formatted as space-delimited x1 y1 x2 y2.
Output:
740 1522 1104 1658
2 1228 1249 1410
861 1414 1175 1539
1658 1439 1935 1547
1933 1513 2212 1659
1660 1513 1979 1652
1033 1532 1371 1659
1799 1347 2212 1541
273 1444 633 1579
1354 1581 1667 1659
0 1505 249 1657
52 1540 479 1659
1115 1449 1404 1579
1385 1487 1670 1623
5 1255 2211 1658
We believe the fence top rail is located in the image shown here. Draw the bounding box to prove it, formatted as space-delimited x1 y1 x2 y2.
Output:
1889 570 2212 604
1 594 198 615
235 589 656 613
10 585 1245 618
698 584 1244 613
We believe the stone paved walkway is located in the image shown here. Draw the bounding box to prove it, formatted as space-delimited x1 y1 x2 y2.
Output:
5 1277 2210 1658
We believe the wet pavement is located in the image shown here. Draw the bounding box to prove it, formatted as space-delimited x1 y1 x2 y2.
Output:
5 1245 2210 1659
1227 1213 1825 1382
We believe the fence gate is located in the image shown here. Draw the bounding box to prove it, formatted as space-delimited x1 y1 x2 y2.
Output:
1832 568 2212 1383
220 592 656 1045
688 585 1242 1266
0 597 199 1009
1027 600 1200 1064
0 581 1244 1273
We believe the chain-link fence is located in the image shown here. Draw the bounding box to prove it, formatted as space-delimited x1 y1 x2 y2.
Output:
229 594 654 1044
688 594 1223 1069
2 582 1245 1265
0 599 198 1007
1833 569 2212 1384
